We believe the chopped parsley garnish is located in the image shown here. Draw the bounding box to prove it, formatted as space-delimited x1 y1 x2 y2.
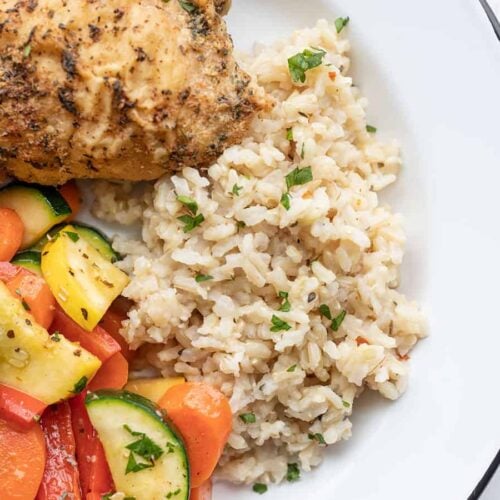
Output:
301 143 305 159
124 424 164 474
319 305 346 331
65 231 80 242
166 489 181 499
286 463 301 482
236 220 246 229
280 192 291 211
239 412 256 424
231 184 243 196
21 299 30 311
331 310 347 331
286 128 294 141
366 125 377 133
288 48 326 83
278 291 291 312
71 376 88 394
335 16 350 34
178 213 205 233
319 304 332 320
195 274 213 283
287 364 297 372
51 331 61 342
308 432 327 445
23 44 32 58
270 315 291 332
253 483 268 494
178 0 197 13
285 166 313 190
177 195 198 215
342 400 351 408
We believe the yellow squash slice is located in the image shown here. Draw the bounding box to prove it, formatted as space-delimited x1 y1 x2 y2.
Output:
124 377 185 403
0 281 101 404
41 225 129 331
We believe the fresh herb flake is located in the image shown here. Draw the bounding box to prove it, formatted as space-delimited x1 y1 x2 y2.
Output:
288 48 326 83
231 184 243 196
21 299 31 311
239 412 256 424
81 308 88 321
278 291 291 312
301 143 305 159
280 192 291 210
270 315 291 332
71 376 88 394
178 213 205 233
178 0 196 12
286 463 301 482
335 16 350 34
65 231 80 242
285 166 313 190
342 400 351 408
23 44 32 58
286 128 294 141
286 364 297 372
236 220 246 229
195 274 213 283
51 331 61 342
123 425 164 475
331 310 347 331
166 488 181 499
319 304 332 320
366 125 377 133
177 195 198 215
308 432 327 445
253 483 268 494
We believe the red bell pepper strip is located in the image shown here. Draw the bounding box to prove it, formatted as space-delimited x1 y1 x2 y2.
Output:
99 307 134 362
50 306 121 362
87 352 128 392
0 384 47 430
36 402 82 500
70 393 114 497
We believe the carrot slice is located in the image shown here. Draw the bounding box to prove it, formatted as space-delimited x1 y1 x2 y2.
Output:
36 402 81 500
0 417 46 500
50 306 121 362
159 382 232 488
4 267 56 329
59 181 82 221
190 478 213 500
0 207 24 261
70 393 114 497
87 352 128 392
0 384 47 430
99 307 134 362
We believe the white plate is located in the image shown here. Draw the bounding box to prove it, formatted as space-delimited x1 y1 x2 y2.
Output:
82 1 500 498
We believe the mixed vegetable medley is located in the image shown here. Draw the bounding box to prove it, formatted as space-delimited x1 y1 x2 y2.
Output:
0 182 232 500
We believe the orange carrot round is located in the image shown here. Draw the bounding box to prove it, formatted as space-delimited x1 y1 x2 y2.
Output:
190 478 212 500
88 352 128 392
159 382 232 488
0 208 24 261
59 181 82 221
0 417 46 500
5 268 56 329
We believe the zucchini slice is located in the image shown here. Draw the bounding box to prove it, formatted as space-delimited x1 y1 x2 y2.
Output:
11 251 42 275
41 225 129 331
32 222 120 263
0 183 71 249
86 390 189 500
0 281 101 405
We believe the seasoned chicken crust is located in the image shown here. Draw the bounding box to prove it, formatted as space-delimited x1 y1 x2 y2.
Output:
0 0 266 184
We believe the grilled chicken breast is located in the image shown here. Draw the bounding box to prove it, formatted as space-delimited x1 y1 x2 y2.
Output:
0 0 266 184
